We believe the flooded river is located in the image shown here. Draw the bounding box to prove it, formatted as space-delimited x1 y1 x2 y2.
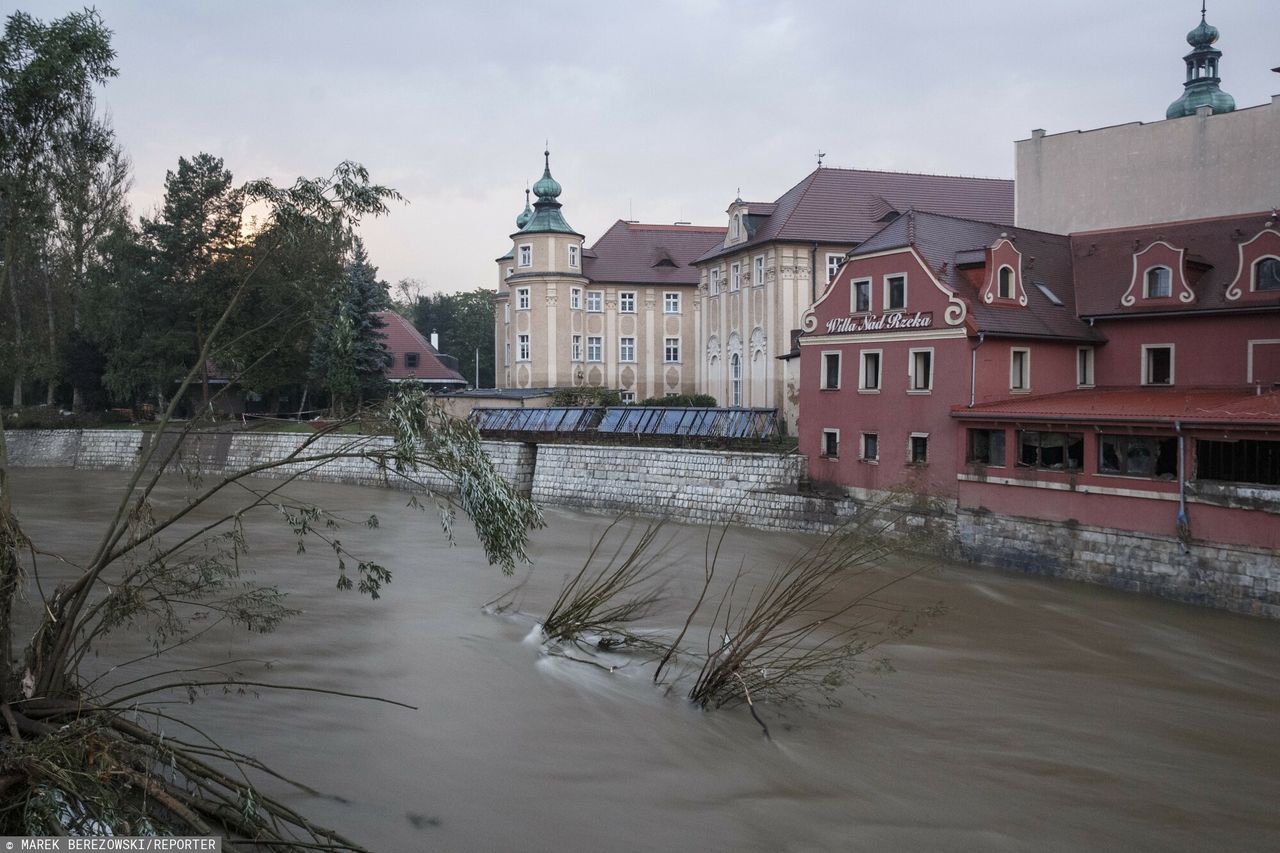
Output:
11 470 1280 852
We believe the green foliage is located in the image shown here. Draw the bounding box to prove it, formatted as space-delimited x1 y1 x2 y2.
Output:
2 406 130 429
403 286 494 387
636 393 717 407
310 237 392 416
550 387 623 407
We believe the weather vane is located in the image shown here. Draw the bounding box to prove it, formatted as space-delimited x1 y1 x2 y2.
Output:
816 149 826 168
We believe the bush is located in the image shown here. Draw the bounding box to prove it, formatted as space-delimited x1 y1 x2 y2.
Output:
636 393 717 408
4 407 133 430
550 387 623 407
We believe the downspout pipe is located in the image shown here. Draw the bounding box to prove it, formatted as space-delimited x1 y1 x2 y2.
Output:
969 332 986 408
811 243 819 304
1175 419 1190 552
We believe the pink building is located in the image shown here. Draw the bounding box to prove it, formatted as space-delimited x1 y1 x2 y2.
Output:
798 210 1280 560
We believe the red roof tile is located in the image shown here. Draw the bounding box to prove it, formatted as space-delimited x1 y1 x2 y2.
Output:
953 386 1280 428
376 311 466 385
583 220 726 286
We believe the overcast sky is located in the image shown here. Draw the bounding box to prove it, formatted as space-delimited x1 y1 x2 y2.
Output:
18 0 1280 295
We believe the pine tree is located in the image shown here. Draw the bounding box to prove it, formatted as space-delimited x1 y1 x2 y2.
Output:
310 236 391 415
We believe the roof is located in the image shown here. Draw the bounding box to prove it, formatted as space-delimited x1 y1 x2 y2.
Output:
953 386 1280 429
1069 212 1280 317
584 220 726 286
855 210 1102 341
696 167 1014 264
375 311 467 384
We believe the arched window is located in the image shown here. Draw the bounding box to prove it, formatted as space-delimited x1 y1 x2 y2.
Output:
730 354 742 407
1144 266 1172 298
997 266 1014 299
1254 257 1280 292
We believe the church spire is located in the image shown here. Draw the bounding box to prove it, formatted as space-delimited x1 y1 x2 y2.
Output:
1166 2 1236 119
518 148 578 235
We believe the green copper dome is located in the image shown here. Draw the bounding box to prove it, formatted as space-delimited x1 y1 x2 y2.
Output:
517 149 580 236
1186 17 1218 47
531 150 562 200
1166 5 1235 120
515 188 532 229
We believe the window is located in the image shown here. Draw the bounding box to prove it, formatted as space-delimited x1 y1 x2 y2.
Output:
620 390 636 404
516 334 530 361
1010 348 1030 391
516 287 530 310
909 434 929 465
571 334 582 361
1018 431 1084 471
1077 347 1095 388
503 340 509 366
404 352 420 369
861 432 879 462
1196 439 1280 486
664 337 680 363
827 254 844 284
1255 258 1280 292
885 275 906 311
998 266 1015 299
1143 345 1173 385
586 336 602 362
518 244 532 267
909 348 933 392
754 256 765 287
586 291 603 312
619 291 636 313
859 350 882 391
821 352 841 390
730 353 742 406
1100 434 1178 478
568 245 579 268
821 429 840 458
730 263 741 292
731 215 740 239
853 279 872 313
664 292 681 313
709 268 721 296
967 429 1006 467
570 287 581 309
1144 266 1172 298
619 337 636 362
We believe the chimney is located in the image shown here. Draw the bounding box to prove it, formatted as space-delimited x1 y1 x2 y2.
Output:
431 330 439 350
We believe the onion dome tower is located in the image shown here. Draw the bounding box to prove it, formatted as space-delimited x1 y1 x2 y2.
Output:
1166 2 1236 119
515 187 532 230
518 149 578 235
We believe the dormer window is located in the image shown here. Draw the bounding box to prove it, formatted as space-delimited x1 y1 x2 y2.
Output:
997 266 1015 299
731 215 740 239
1254 257 1280 292
405 352 420 369
1144 266 1172 298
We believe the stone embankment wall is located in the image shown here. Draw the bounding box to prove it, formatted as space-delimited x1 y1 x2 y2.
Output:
7 431 1276 618
5 429 536 496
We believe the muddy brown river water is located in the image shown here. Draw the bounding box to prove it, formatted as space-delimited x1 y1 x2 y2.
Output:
10 469 1280 852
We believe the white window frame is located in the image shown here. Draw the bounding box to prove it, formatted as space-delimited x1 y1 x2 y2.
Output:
1252 256 1280 292
884 274 907 312
518 244 532 267
586 335 603 362
1077 346 1095 388
571 334 582 361
861 431 879 462
516 287 530 310
516 333 530 362
753 255 765 287
821 428 840 459
1142 343 1175 386
619 291 636 313
730 262 741 292
709 268 721 296
859 349 882 393
586 290 603 312
568 244 579 268
730 353 742 406
619 336 636 362
570 287 582 310
731 215 740 239
997 265 1015 299
1143 266 1172 299
827 253 844 284
852 278 873 314
908 432 930 465
908 347 934 393
620 390 636 404
820 350 842 390
664 337 681 363
1010 347 1031 392
663 291 681 314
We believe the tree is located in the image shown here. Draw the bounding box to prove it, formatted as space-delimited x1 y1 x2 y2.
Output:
311 237 392 416
0 9 117 406
405 286 496 388
0 161 543 845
